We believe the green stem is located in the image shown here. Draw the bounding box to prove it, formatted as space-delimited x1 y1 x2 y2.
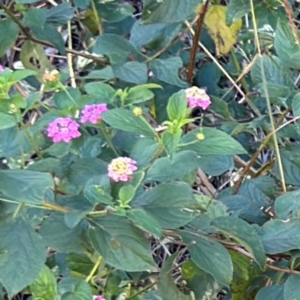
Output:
98 123 119 156
85 256 102 283
127 282 156 300
13 203 23 219
21 121 42 159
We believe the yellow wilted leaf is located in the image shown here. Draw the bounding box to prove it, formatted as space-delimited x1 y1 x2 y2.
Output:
204 5 242 57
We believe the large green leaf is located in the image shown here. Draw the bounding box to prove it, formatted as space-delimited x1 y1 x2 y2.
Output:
145 150 200 182
0 219 46 296
127 209 162 238
226 0 250 25
261 218 300 254
112 62 148 84
0 170 54 204
212 216 266 268
181 231 233 287
40 213 85 253
275 189 300 219
30 265 57 300
166 90 188 122
84 82 116 103
131 182 197 229
274 20 300 69
180 127 246 155
255 285 284 300
93 34 140 64
141 0 200 24
0 112 17 130
88 215 156 272
102 108 157 138
149 57 187 87
0 19 19 57
284 275 300 300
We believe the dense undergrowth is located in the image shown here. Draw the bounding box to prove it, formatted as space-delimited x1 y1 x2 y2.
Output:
1 0 300 299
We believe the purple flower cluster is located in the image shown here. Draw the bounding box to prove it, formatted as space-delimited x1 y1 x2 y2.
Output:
47 117 81 143
185 86 211 110
0 65 4 72
81 104 108 124
93 296 106 300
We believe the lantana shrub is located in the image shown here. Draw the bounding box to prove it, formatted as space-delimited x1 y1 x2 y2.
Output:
2 0 300 299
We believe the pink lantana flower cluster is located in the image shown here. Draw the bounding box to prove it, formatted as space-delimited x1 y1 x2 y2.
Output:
185 86 211 110
0 65 4 72
93 296 106 300
47 104 108 143
47 117 81 143
81 104 108 124
108 157 137 182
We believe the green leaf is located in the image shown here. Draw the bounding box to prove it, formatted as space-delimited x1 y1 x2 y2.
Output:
284 275 300 300
180 231 233 287
102 108 157 138
67 253 93 277
61 281 92 300
180 127 246 155
275 189 300 219
84 82 116 103
274 20 300 69
23 7 46 29
7 69 37 83
119 185 136 206
167 90 188 122
131 182 197 229
125 89 154 105
0 112 17 130
0 219 46 296
261 218 300 254
256 285 284 300
30 265 57 300
127 209 162 238
54 88 81 110
212 216 266 268
0 19 19 57
84 184 113 206
210 96 233 120
141 0 200 24
0 170 54 204
226 0 250 25
93 34 140 64
112 62 148 84
199 155 233 176
81 67 114 80
44 3 74 25
162 130 182 158
292 92 300 116
88 215 156 272
40 213 85 253
150 57 188 87
73 0 90 9
31 23 66 55
145 150 200 182
182 260 221 300
157 254 192 300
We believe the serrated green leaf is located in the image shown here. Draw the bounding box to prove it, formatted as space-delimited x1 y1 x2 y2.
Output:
84 82 116 103
112 62 148 84
180 127 246 155
226 0 250 25
162 129 182 158
0 112 17 130
167 90 188 122
274 20 300 69
88 215 156 272
44 3 74 25
61 281 92 300
284 275 300 300
0 170 54 204
30 265 57 300
0 219 46 296
127 209 162 238
102 108 157 138
255 285 284 300
131 182 197 229
67 253 94 277
292 93 300 116
150 57 187 87
212 216 266 268
261 218 300 254
275 189 300 219
145 150 200 182
180 231 233 287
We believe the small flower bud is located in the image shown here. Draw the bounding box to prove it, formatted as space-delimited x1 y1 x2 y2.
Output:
133 107 143 116
196 133 205 140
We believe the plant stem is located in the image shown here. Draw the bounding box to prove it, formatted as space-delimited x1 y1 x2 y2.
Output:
58 82 78 107
85 256 102 283
98 123 119 156
127 282 156 300
187 0 210 84
21 121 42 159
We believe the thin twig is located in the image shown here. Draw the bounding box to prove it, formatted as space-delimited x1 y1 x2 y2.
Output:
187 0 210 84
